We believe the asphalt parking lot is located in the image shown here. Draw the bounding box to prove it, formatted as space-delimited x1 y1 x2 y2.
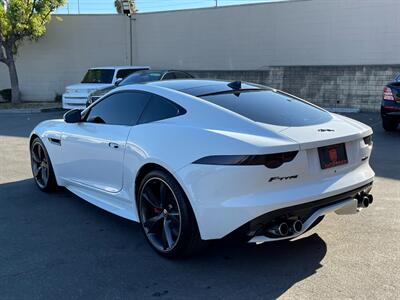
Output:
0 112 399 299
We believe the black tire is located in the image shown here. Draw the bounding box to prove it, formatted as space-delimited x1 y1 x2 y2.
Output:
138 170 205 258
30 137 58 192
382 118 398 131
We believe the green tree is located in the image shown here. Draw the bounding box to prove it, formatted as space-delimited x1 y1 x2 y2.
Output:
0 0 65 103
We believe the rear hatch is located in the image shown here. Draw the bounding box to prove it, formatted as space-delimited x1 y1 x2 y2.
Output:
278 114 371 150
262 114 372 180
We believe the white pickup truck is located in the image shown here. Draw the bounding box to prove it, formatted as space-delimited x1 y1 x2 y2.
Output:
62 66 150 109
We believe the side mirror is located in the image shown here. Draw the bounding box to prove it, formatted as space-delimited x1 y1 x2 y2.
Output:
64 109 82 123
114 78 123 86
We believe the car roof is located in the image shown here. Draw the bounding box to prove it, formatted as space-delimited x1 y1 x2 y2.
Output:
90 66 150 70
146 79 269 96
136 70 191 74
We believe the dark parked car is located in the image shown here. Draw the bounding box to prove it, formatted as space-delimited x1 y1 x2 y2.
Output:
381 74 400 131
86 70 194 106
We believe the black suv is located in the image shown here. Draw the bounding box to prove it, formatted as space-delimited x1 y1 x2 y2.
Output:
381 74 400 131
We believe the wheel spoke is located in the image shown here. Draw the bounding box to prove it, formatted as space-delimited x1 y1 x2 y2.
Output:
142 189 161 209
159 183 167 208
143 214 163 233
33 166 42 177
168 212 180 224
163 219 174 249
31 151 40 163
41 167 48 184
37 145 43 160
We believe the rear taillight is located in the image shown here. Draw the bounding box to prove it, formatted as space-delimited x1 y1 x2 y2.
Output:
193 151 299 169
363 135 373 146
383 86 395 101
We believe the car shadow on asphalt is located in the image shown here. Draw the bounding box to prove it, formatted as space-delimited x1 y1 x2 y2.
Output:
0 178 327 299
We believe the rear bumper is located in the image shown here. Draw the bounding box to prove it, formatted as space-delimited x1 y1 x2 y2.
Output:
381 101 400 120
178 162 375 240
247 182 372 244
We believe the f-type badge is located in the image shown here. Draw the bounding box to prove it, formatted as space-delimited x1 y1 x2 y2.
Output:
269 175 298 182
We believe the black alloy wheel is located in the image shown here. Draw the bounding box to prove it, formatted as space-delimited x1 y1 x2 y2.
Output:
139 177 182 252
138 170 204 258
30 138 57 191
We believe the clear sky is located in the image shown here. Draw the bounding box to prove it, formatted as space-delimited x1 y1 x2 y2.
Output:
56 0 288 14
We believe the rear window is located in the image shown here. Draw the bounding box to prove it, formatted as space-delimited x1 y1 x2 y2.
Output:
120 71 164 85
81 69 115 84
116 69 146 79
200 91 332 126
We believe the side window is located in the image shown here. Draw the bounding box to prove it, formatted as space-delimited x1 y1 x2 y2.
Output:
174 72 192 79
162 72 176 80
85 92 151 126
116 69 142 79
138 95 184 124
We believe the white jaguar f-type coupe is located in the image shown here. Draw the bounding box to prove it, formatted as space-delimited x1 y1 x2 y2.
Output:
30 79 375 258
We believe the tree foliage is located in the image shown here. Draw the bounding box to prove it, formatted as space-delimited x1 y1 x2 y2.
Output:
114 0 136 15
0 0 65 102
1 0 64 43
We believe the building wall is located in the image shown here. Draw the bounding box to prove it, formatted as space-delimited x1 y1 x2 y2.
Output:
133 0 400 69
0 0 399 109
190 65 400 112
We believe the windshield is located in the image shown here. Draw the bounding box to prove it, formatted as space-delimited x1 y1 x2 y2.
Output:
120 71 164 86
81 69 115 84
201 90 332 126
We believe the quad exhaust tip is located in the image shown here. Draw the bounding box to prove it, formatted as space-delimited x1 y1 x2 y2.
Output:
267 220 304 237
357 193 373 208
292 220 303 234
267 222 289 237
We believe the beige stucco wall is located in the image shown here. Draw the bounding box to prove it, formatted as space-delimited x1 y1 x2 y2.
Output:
133 0 400 69
1 0 400 100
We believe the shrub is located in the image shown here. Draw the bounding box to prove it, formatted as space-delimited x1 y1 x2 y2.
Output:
54 93 62 102
0 89 12 102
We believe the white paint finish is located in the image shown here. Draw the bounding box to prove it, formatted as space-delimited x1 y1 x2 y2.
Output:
1 0 400 100
30 81 375 240
58 122 131 193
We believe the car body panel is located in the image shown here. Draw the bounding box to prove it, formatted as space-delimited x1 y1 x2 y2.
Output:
31 80 375 240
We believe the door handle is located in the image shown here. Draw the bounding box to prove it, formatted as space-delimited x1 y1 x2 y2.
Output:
108 142 119 149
